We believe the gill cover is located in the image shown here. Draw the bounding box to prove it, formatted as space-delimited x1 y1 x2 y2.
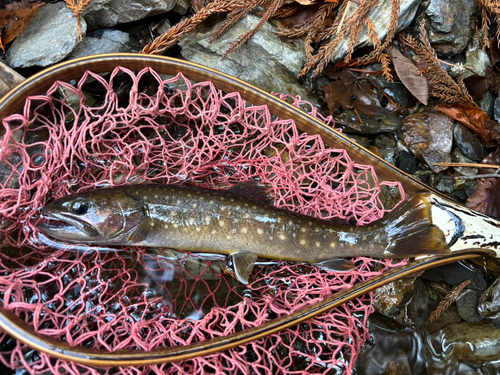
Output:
40 190 145 244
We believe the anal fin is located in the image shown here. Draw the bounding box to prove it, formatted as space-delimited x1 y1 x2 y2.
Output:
229 251 258 284
316 259 356 272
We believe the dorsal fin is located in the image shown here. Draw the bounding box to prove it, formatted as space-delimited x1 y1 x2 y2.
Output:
228 181 274 206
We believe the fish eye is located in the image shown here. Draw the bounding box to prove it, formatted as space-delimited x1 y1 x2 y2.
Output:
71 199 89 215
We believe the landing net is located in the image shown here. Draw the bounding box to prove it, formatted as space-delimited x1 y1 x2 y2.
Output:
0 67 407 374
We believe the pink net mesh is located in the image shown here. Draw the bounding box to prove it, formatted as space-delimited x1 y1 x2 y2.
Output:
0 67 408 374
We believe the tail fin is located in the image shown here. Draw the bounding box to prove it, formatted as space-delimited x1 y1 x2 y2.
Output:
382 193 451 257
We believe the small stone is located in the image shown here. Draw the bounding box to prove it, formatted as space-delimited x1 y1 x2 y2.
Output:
425 0 479 56
67 29 139 60
452 148 478 176
479 276 500 319
398 107 454 172
455 288 485 323
480 91 495 119
373 277 415 320
395 150 420 174
83 0 176 30
494 94 500 122
435 174 455 194
428 321 500 365
464 39 492 79
453 124 485 162
6 2 86 68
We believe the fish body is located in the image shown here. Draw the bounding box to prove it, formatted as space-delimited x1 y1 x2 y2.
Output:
40 183 450 282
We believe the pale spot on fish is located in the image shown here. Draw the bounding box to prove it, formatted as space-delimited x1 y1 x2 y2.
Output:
244 213 250 219
219 221 225 227
212 230 216 234
257 229 264 235
209 200 214 204
192 203 197 208
241 227 248 234
220 197 225 201
300 228 307 233
189 218 195 225
362 236 367 241
252 206 257 209
315 228 320 232
308 222 313 226
177 200 181 205
196 227 201 232
226 235 232 240
330 242 336 248
143 196 147 200
187 194 191 197
170 212 177 216
300 239 307 245
221 206 226 211
245 203 249 207
279 234 286 241
164 224 168 229
205 217 211 224
173 224 179 228
154 195 158 199
315 242 321 247
236 205 241 210
288 221 293 226
269 236 274 240
151 222 155 227
231 199 234 202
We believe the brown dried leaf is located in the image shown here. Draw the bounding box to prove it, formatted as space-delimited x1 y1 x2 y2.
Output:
387 44 428 105
466 148 500 218
435 104 497 143
463 74 489 101
322 70 379 116
0 0 46 50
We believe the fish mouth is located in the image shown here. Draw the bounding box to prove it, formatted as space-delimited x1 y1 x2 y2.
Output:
40 210 99 240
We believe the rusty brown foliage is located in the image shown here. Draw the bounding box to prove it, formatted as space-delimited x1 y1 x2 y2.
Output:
428 280 471 324
64 0 92 41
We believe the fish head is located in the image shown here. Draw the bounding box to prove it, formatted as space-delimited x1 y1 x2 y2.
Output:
40 190 145 244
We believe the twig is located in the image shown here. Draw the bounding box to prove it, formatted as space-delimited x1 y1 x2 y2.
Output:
433 162 500 169
456 169 500 180
64 0 92 41
428 280 471 324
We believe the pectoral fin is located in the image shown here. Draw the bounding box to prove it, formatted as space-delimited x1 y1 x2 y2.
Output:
127 218 155 243
229 251 258 284
316 259 356 271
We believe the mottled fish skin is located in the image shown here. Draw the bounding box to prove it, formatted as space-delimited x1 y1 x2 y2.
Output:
40 184 449 262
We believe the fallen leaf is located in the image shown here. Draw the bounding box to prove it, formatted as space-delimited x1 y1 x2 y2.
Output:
435 103 499 143
466 148 500 218
322 70 379 116
0 0 46 52
463 74 489 101
387 44 428 105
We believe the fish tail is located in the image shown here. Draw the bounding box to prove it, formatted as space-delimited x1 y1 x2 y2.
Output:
382 193 451 257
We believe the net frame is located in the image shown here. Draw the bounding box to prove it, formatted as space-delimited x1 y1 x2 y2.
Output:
0 65 408 374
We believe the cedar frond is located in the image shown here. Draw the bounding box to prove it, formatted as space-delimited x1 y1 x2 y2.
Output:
141 0 240 55
65 0 92 41
428 280 471 324
404 20 475 106
210 0 263 42
222 0 285 58
477 0 500 46
262 3 301 19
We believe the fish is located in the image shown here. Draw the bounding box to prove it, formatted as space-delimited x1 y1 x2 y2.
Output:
39 182 452 283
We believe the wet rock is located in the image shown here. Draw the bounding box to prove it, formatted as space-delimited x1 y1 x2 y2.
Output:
67 29 139 60
395 150 420 174
6 2 86 68
426 0 479 56
406 278 429 327
480 91 495 119
371 77 409 108
479 276 500 319
179 15 315 102
327 0 421 63
347 134 370 148
356 315 426 375
464 39 491 79
422 262 488 290
451 148 478 176
373 277 415 319
83 0 176 30
428 321 500 367
455 288 484 323
338 107 402 134
435 174 455 194
494 94 500 122
0 153 22 189
398 107 454 172
453 123 485 162
373 133 397 164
